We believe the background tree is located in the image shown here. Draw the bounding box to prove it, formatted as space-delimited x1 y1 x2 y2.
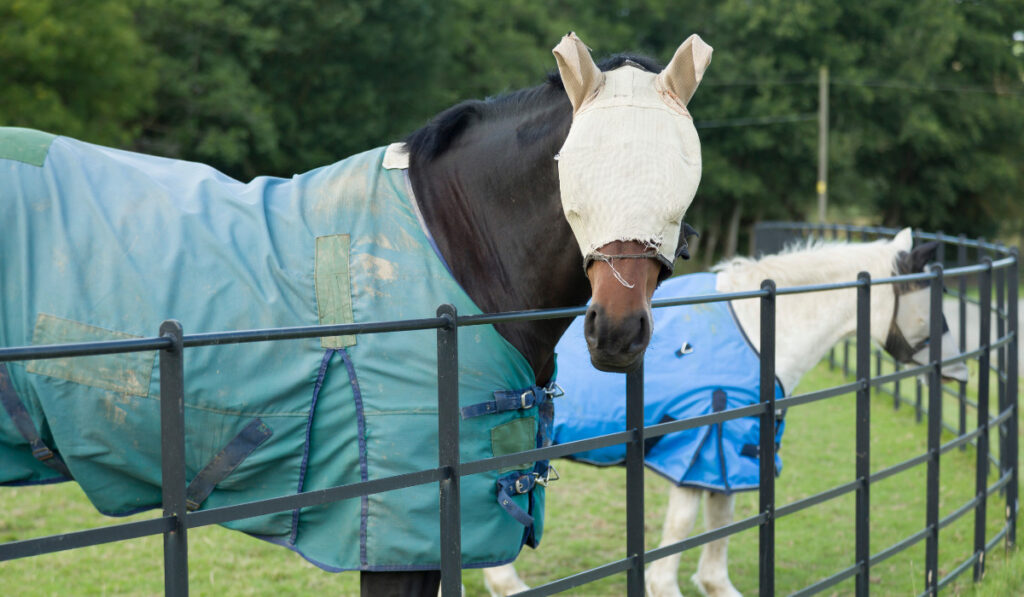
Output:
2 0 1021 252
830 0 1024 239
132 0 280 177
0 0 156 146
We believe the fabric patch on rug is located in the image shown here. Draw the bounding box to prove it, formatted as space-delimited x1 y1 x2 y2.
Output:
0 127 56 166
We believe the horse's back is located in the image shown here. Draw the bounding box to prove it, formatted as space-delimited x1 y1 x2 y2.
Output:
3 127 326 340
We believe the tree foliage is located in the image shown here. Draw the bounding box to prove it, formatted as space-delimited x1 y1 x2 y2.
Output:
0 0 156 146
1 0 1021 245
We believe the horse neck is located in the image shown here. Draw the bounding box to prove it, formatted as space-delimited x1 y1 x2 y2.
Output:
716 241 899 392
408 96 588 384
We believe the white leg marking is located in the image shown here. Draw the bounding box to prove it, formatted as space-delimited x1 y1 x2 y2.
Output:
691 492 741 597
435 583 466 597
646 486 702 597
482 563 530 596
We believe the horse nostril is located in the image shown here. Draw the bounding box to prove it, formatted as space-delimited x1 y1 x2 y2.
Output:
584 307 599 346
627 312 650 353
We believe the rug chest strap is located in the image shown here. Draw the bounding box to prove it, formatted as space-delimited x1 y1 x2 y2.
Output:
0 363 74 480
185 418 273 511
461 383 560 419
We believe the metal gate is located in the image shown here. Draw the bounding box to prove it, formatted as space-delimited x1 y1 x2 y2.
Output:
0 223 1018 596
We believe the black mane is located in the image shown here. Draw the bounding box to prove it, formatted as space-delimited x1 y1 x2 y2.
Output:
404 53 663 161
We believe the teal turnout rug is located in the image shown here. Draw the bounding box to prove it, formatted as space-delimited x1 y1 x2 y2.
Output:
0 128 550 571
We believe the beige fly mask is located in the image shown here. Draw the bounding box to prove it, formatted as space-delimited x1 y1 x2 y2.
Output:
553 32 712 272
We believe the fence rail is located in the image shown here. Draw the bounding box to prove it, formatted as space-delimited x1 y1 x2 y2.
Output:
0 223 1018 596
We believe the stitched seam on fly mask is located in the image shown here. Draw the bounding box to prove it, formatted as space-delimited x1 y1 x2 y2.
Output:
653 76 693 118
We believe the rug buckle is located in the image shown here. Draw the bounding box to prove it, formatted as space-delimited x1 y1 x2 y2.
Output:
534 464 559 487
544 383 564 398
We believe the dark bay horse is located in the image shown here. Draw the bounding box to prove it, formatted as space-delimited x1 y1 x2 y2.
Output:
0 32 712 596
373 35 711 593
407 32 711 379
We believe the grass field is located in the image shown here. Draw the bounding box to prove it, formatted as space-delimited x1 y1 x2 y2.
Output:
1 358 1020 596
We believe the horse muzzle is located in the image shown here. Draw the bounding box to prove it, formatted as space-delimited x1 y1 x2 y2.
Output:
908 329 970 383
583 303 651 372
582 240 662 372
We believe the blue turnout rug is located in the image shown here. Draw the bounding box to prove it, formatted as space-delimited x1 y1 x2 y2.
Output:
553 273 785 492
0 128 551 571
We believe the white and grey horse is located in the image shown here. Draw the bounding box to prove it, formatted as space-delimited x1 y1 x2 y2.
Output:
483 228 969 597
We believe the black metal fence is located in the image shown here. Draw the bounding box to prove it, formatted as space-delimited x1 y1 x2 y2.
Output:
0 223 1018 596
755 223 1019 595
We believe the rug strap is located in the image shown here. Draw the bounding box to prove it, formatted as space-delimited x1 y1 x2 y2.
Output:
0 363 73 480
185 418 273 511
461 383 559 419
496 472 538 526
495 461 557 527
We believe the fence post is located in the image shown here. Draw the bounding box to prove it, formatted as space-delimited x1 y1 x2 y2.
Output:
844 338 851 377
916 376 923 424
924 264 944 595
626 363 645 596
996 254 1007 490
436 304 462 596
842 227 853 378
893 361 901 410
1007 249 1019 547
874 349 882 397
759 280 777 597
159 320 188 597
973 258 992 580
829 227 839 370
855 273 871 597
958 237 968 449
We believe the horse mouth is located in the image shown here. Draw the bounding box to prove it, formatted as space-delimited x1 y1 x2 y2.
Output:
588 348 645 373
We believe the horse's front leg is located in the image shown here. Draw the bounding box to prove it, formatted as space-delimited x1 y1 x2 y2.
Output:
481 563 530 596
646 485 702 597
691 491 741 597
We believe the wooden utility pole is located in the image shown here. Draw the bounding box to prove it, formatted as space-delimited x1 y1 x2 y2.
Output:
817 66 829 223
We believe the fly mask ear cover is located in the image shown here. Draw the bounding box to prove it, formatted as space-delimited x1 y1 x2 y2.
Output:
553 33 712 273
885 241 943 362
885 286 948 363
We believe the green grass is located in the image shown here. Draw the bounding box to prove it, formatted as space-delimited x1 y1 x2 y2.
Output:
498 359 1022 596
1 358 1020 596
0 482 361 596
